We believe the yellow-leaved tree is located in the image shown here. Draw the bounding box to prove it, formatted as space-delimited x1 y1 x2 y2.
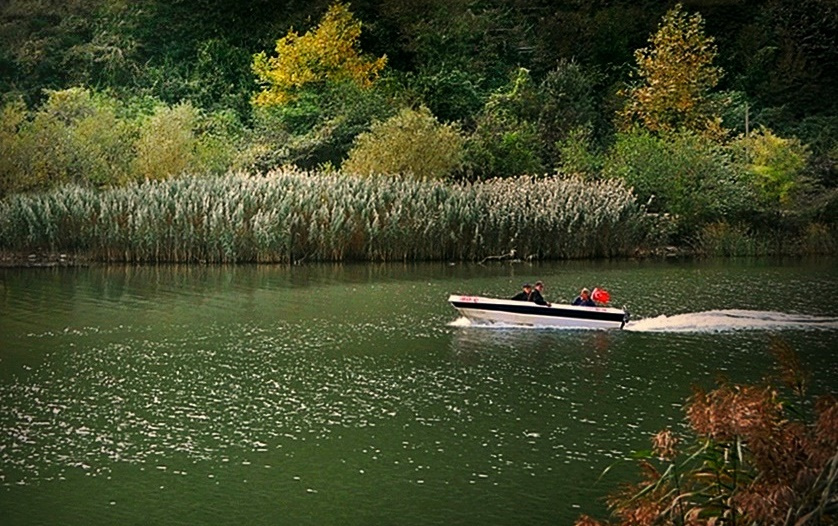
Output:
251 2 387 107
619 4 725 140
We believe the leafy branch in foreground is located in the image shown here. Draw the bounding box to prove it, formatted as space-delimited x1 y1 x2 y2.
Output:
577 339 837 525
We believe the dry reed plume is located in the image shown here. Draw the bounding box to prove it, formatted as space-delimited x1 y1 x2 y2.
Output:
577 342 838 526
0 169 657 263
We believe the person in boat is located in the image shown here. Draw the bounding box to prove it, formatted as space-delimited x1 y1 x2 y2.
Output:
572 287 596 307
511 283 532 301
528 281 550 306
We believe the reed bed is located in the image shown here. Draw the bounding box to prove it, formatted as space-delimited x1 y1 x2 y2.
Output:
0 169 658 263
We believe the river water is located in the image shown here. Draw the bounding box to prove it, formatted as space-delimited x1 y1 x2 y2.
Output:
1 258 837 525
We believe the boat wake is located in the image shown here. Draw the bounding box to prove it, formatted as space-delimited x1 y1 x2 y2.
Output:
449 310 838 333
624 309 838 333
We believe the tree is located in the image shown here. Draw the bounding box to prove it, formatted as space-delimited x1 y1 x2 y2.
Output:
342 106 463 179
461 68 544 180
619 3 726 140
538 60 601 169
238 80 394 172
733 127 811 208
603 128 757 240
251 2 387 107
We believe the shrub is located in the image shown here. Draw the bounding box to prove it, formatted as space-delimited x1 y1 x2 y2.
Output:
462 114 543 180
538 60 601 167
235 81 394 172
692 221 769 257
0 89 242 196
557 125 603 178
0 88 137 194
343 106 464 179
577 341 838 525
131 102 202 181
460 69 543 180
731 127 811 208
603 128 757 240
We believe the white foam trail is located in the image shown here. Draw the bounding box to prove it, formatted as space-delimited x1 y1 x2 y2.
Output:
448 317 474 327
625 310 838 333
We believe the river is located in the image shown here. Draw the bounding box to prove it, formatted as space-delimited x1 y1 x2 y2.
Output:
1 258 837 525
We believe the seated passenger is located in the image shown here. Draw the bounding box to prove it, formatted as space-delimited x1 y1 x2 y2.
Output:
511 283 532 301
528 281 550 306
572 287 596 307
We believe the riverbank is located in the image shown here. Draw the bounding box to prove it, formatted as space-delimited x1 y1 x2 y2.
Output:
0 251 89 268
0 246 700 268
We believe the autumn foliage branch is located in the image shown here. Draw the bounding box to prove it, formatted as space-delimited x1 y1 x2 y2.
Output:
578 338 838 525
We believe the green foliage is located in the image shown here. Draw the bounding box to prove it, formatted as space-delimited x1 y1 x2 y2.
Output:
343 106 463 179
461 68 543 180
0 98 32 196
732 127 810 207
738 0 838 119
132 101 241 181
0 88 242 196
0 88 137 194
619 3 726 140
537 60 601 166
692 221 773 257
388 0 527 96
462 63 604 179
603 128 757 240
0 170 658 262
235 79 394 173
557 126 603 178
130 102 198 181
252 2 386 107
411 67 483 123
463 116 542 180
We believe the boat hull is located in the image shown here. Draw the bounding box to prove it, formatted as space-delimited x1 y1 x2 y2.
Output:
448 294 628 329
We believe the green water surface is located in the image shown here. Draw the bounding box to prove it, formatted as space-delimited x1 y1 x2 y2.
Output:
1 258 836 525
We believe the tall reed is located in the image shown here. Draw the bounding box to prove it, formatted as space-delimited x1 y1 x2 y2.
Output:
0 169 658 263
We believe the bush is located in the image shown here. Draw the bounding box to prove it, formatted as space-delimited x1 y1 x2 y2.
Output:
343 106 464 179
235 81 394 172
462 114 543 180
131 102 200 181
557 125 604 178
0 88 137 195
603 128 758 240
730 127 811 208
577 341 838 526
0 88 242 196
460 69 544 180
537 60 601 167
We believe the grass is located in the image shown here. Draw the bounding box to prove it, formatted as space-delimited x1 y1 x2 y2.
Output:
0 169 658 263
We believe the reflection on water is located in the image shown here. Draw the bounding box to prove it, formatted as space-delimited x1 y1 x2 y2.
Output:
0 259 836 525
452 309 838 333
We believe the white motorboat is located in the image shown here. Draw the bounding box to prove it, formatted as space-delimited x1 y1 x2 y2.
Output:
448 294 629 329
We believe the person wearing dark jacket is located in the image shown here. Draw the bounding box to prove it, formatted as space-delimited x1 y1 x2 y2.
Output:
572 287 596 307
511 283 532 301
528 281 550 306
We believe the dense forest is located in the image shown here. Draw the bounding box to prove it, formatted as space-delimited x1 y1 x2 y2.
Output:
1 0 836 260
